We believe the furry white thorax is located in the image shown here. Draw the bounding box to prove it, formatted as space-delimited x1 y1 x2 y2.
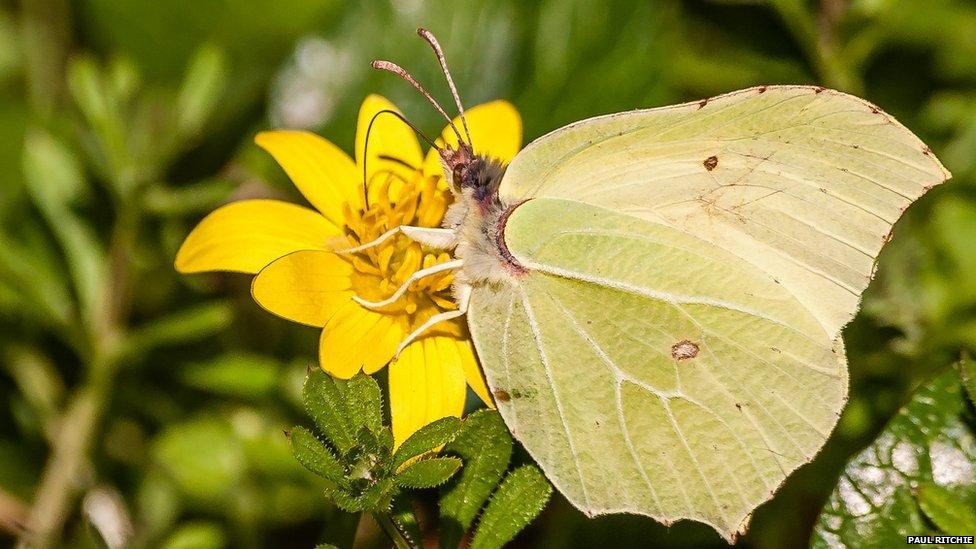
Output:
349 156 517 354
443 188 516 291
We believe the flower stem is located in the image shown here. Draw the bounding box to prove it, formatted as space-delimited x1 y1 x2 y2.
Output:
0 489 29 537
15 358 115 548
769 0 862 94
372 511 414 549
17 206 135 548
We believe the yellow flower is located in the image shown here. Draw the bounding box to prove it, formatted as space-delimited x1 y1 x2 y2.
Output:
176 95 522 443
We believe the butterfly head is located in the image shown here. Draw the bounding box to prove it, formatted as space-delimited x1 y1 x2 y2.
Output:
440 143 506 204
372 28 505 199
439 140 475 191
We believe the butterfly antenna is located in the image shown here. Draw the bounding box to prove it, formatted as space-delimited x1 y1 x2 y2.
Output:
371 60 467 147
362 108 442 205
417 28 472 148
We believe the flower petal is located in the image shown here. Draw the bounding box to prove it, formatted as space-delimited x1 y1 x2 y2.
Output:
251 250 355 327
423 100 523 179
388 336 468 446
318 300 405 379
175 199 338 274
457 339 493 408
355 94 423 199
255 130 363 226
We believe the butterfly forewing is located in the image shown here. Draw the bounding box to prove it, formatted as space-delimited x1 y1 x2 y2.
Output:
497 86 950 338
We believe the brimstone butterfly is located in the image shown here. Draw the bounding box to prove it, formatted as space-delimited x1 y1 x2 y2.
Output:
352 28 950 541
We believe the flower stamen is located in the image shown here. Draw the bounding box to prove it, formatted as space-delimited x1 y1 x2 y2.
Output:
341 165 459 327
353 258 462 310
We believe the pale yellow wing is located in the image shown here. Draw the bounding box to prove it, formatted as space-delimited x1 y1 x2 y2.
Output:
498 86 950 337
468 198 848 541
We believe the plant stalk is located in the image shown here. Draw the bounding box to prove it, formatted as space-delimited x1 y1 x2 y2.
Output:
769 0 862 94
0 489 29 537
17 205 136 548
15 357 115 548
372 511 414 549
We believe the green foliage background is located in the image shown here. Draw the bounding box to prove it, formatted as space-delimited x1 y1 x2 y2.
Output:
1 0 974 547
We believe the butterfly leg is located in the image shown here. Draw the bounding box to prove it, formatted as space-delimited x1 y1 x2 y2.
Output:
393 284 471 357
338 226 456 253
354 259 464 309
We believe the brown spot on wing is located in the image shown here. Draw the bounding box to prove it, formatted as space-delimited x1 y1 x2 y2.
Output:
492 389 511 403
703 156 718 171
670 340 699 361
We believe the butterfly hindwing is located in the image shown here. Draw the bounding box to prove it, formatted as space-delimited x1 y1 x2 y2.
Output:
467 198 847 541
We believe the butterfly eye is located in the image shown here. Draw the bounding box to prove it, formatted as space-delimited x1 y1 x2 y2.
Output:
453 165 465 187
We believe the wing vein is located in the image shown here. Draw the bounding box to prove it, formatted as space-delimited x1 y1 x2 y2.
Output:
553 286 784 487
518 286 592 508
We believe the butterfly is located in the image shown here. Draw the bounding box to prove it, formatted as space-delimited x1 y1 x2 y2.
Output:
349 28 951 541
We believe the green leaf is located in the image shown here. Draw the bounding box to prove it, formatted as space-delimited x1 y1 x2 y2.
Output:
344 374 384 435
66 55 128 190
178 355 279 398
159 521 226 549
142 178 236 216
389 496 422 549
22 128 85 206
917 482 976 534
22 128 107 325
2 346 64 434
347 427 393 482
152 417 245 503
394 457 462 489
66 56 113 136
0 230 73 328
303 371 357 453
812 371 976 547
177 45 226 138
439 410 513 549
106 56 140 105
392 416 461 471
290 426 344 485
327 477 395 513
955 352 976 405
470 466 552 549
122 302 233 359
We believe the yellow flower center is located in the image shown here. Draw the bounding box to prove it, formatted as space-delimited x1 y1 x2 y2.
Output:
342 168 457 323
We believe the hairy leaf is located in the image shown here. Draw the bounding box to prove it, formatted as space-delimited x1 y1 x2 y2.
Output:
392 416 461 471
439 410 513 549
394 457 461 489
470 466 552 549
344 374 384 436
390 496 422 548
303 371 356 453
327 477 395 513
290 426 344 485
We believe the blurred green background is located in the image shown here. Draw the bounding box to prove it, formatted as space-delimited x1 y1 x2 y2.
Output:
1 0 974 547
